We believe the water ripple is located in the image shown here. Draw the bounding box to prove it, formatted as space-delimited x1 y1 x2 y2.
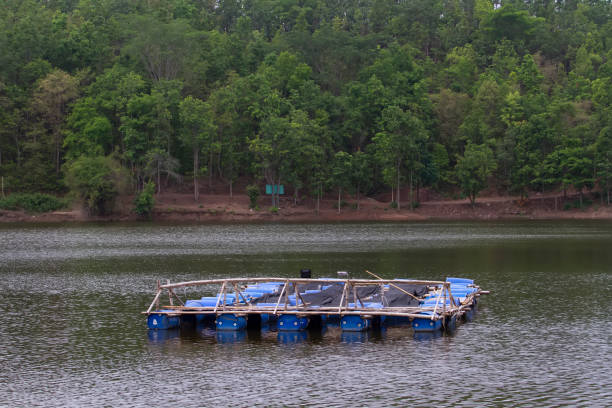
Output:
0 221 611 407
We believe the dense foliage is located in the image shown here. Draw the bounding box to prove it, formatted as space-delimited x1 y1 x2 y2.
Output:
0 193 67 213
133 181 156 217
0 0 610 207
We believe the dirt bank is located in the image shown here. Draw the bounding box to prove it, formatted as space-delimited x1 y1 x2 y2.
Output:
2 190 612 223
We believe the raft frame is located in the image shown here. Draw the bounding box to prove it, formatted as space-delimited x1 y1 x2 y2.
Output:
143 277 484 323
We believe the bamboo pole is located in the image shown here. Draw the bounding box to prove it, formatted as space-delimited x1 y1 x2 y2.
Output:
146 289 162 313
146 308 444 319
161 304 440 313
296 290 309 308
166 280 173 306
365 270 422 301
431 285 443 320
283 280 289 311
273 281 288 315
337 283 348 314
447 284 457 308
169 288 184 306
155 280 161 310
159 277 446 290
213 281 227 313
232 283 251 306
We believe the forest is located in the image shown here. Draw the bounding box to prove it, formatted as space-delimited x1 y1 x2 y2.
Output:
0 0 611 214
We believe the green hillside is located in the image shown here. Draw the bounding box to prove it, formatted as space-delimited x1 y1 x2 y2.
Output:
0 0 610 212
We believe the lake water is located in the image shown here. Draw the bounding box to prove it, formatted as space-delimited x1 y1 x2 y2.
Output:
0 221 610 407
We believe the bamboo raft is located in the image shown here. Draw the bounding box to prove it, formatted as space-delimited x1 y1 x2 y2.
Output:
143 272 488 334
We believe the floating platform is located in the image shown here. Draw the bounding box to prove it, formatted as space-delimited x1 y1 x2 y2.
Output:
143 273 488 337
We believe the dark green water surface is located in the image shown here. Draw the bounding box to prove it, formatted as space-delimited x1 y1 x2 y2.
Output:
0 221 610 407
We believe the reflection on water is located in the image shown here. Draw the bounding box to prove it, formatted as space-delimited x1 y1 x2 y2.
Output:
0 220 611 407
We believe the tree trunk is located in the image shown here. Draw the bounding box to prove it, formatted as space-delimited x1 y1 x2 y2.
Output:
193 148 199 202
55 135 60 175
338 187 341 214
229 161 233 198
277 176 281 208
579 190 583 208
15 140 21 166
208 150 213 188
357 181 360 210
316 182 320 216
608 189 610 206
409 169 414 210
397 161 401 210
157 160 161 195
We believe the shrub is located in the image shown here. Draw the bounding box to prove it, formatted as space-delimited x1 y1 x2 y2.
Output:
269 206 279 214
0 193 67 213
64 155 126 216
246 184 260 209
333 200 347 209
133 181 156 218
390 201 398 209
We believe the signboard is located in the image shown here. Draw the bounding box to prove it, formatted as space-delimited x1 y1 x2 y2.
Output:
265 184 284 195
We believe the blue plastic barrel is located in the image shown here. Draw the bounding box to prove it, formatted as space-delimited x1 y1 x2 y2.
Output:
411 312 443 332
147 310 180 330
341 315 371 331
277 314 309 331
446 277 474 284
200 295 236 306
216 314 247 331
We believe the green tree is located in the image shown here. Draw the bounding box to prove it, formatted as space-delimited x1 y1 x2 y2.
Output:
596 126 612 205
455 143 497 205
372 105 427 210
63 97 112 160
64 155 126 216
179 96 215 201
351 150 371 210
31 69 78 175
329 151 352 214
